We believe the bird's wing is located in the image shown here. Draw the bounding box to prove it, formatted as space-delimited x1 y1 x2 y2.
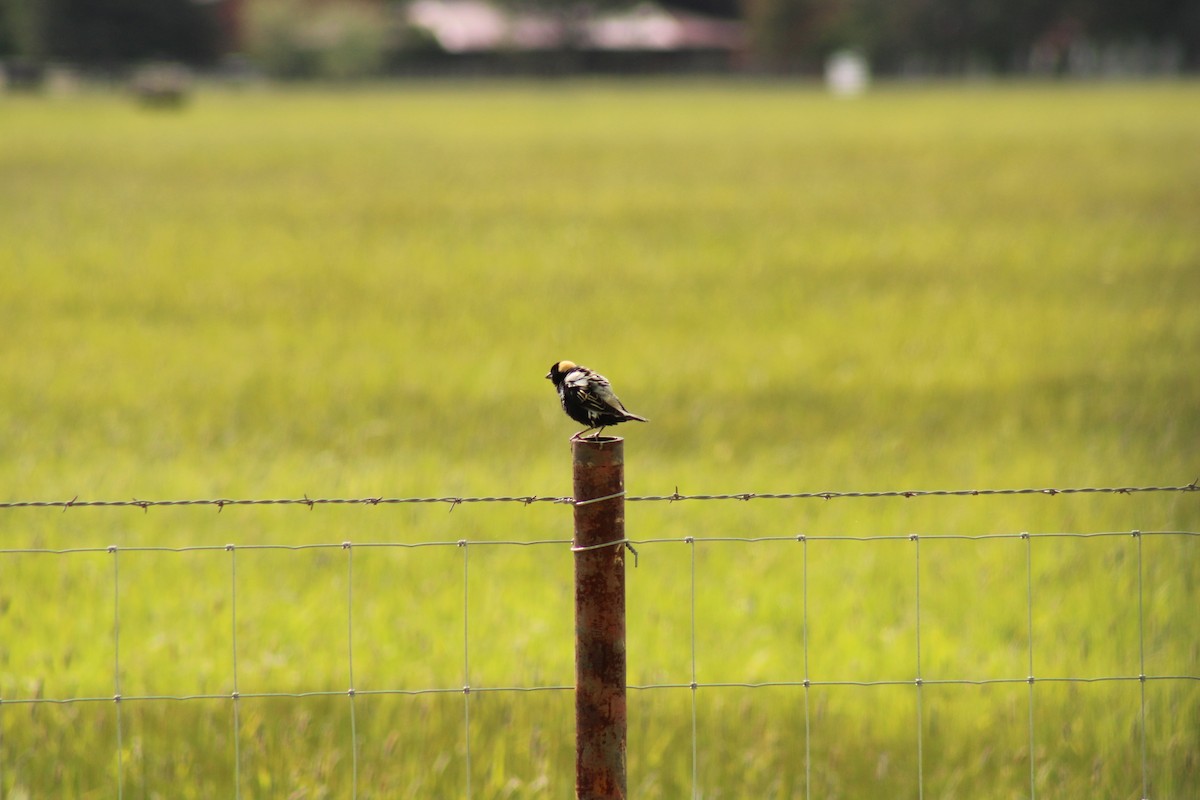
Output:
581 375 631 416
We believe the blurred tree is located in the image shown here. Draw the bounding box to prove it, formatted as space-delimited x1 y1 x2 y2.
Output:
0 0 49 59
739 0 856 71
1084 0 1200 66
0 0 221 65
309 0 389 78
881 0 1061 71
243 0 389 79
736 0 1199 74
243 0 313 76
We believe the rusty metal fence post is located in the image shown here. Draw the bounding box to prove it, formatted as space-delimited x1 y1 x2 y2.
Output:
572 437 628 800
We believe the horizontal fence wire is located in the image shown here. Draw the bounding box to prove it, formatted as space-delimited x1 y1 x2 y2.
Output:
0 481 1196 510
3 529 1199 557
2 484 1198 800
5 674 1197 707
2 530 1197 704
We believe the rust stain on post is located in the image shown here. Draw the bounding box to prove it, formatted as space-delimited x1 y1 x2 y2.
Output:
573 436 627 800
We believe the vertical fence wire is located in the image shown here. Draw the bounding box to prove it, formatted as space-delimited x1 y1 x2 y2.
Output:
691 534 700 800
345 542 358 800
110 546 123 800
1135 531 1148 800
461 540 472 800
802 536 812 800
913 535 925 800
1024 533 1036 800
229 544 241 800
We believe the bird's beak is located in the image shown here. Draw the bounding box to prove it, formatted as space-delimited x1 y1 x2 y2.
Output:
544 371 552 380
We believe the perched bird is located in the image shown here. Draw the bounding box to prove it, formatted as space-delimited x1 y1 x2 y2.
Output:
546 360 648 440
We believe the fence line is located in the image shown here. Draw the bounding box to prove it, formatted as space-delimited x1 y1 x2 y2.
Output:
2 485 1198 799
5 534 1198 689
4 672 1198 707
0 481 1195 511
4 529 1199 558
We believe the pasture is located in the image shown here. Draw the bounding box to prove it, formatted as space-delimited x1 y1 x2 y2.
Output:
1 80 1198 798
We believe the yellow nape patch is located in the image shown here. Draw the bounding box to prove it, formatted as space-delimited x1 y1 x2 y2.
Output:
556 360 577 373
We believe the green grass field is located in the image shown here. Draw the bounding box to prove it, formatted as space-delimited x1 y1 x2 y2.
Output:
1 80 1198 798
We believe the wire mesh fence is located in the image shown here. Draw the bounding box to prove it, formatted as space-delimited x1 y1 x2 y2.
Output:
1 482 1198 798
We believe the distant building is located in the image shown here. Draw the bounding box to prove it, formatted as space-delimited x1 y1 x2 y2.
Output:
214 0 745 74
404 0 745 65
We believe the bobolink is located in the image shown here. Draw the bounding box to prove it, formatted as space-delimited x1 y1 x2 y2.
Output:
546 360 648 440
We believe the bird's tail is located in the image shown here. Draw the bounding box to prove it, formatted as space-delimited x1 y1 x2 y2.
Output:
625 413 648 422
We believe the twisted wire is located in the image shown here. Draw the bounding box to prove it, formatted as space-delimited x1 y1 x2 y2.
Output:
0 482 1195 511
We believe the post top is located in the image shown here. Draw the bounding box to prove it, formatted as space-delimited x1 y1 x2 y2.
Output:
572 436 624 465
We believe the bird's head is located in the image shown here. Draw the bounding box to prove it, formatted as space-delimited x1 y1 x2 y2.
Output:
545 360 576 385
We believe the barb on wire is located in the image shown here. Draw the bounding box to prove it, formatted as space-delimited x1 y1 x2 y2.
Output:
0 482 1195 511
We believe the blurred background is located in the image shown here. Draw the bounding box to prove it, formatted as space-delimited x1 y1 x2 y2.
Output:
2 1 1198 798
1 0 1198 87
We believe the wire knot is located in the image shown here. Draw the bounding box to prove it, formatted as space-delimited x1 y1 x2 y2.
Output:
571 538 628 553
574 490 625 507
569 537 639 566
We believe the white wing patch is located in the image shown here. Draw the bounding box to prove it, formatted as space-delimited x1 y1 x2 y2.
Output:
565 369 592 388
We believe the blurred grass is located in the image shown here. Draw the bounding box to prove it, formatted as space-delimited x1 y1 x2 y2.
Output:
1 80 1198 798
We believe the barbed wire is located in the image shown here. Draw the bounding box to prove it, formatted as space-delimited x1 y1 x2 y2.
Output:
0 481 1196 511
